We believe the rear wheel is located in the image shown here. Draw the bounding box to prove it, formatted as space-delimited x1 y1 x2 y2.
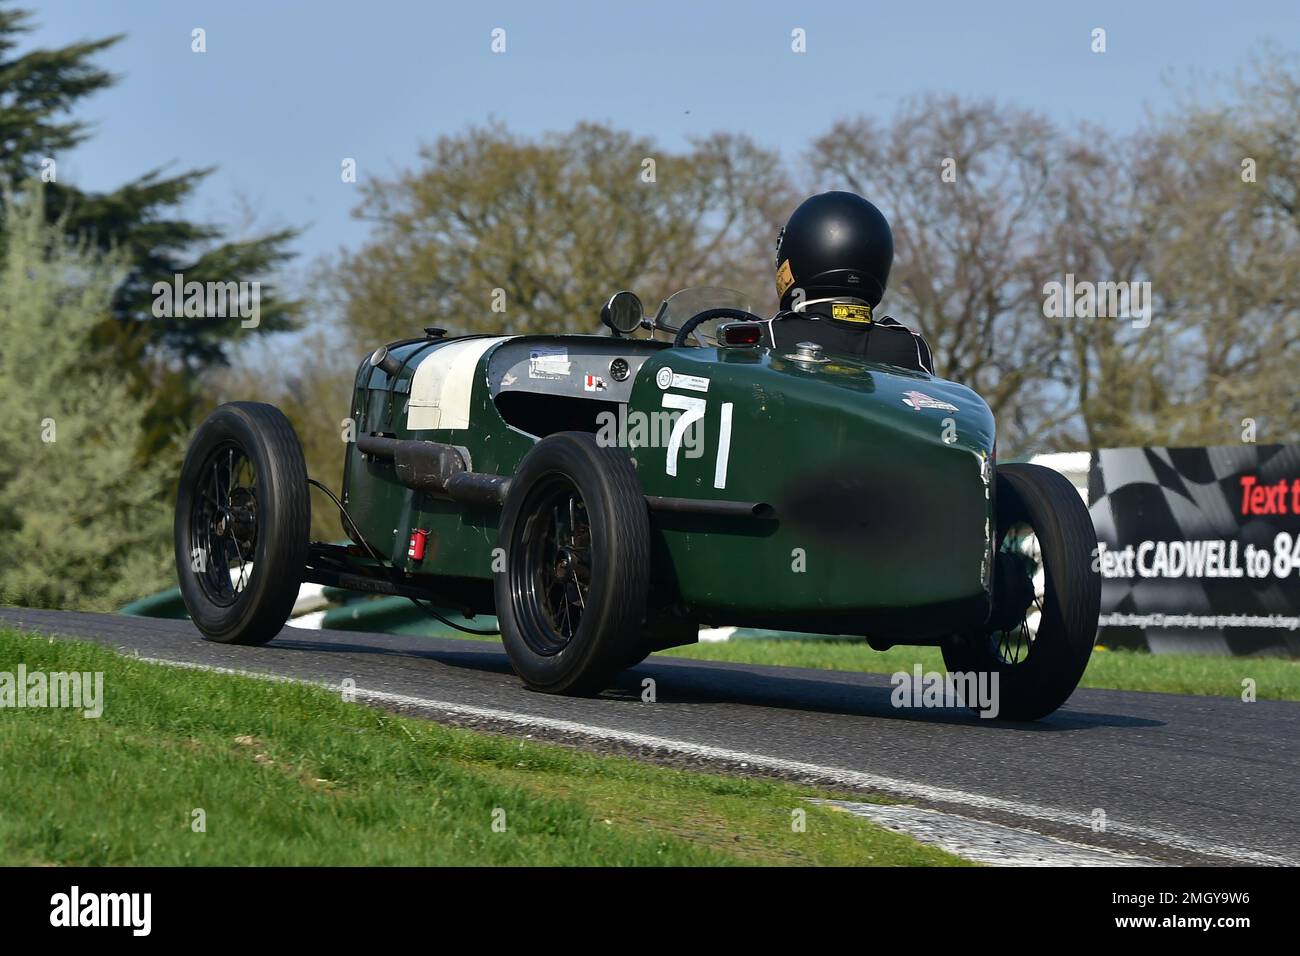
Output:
174 402 310 645
496 432 649 694
941 462 1100 720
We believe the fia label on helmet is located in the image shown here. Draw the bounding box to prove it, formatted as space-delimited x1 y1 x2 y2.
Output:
775 259 795 296
832 303 873 323
901 390 958 412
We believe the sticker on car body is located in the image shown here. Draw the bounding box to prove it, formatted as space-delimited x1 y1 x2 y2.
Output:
656 366 709 392
670 373 709 393
528 345 571 379
901 390 958 412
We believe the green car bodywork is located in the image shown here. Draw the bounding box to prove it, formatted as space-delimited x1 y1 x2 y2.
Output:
336 326 996 646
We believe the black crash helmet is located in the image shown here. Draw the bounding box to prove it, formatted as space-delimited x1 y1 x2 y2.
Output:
774 191 894 312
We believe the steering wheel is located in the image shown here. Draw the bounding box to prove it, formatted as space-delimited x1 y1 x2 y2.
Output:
671 307 770 348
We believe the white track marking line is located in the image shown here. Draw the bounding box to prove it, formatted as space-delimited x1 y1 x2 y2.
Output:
813 801 1161 866
134 654 1298 866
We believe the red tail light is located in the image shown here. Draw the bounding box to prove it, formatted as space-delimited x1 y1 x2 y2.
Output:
718 322 764 348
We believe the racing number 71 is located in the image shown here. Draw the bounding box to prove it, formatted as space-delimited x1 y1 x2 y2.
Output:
662 393 734 490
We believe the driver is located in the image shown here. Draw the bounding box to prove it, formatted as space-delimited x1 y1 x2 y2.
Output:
769 191 933 373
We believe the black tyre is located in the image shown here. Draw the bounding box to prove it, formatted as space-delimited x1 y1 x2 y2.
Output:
174 402 310 645
941 462 1100 720
495 432 650 694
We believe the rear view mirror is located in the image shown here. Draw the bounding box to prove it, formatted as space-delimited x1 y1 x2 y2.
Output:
601 291 644 336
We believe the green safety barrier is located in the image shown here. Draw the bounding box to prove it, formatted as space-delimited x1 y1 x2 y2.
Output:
119 583 496 639
119 588 189 620
320 595 497 637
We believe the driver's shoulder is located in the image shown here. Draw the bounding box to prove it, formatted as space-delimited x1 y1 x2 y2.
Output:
767 309 827 335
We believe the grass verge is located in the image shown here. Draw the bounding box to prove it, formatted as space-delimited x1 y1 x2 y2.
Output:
0 628 964 866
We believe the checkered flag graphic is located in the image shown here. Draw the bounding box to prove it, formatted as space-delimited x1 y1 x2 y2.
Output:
1088 444 1300 656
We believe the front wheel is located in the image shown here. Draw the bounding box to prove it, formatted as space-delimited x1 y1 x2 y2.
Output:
495 432 650 694
174 402 310 645
942 462 1100 720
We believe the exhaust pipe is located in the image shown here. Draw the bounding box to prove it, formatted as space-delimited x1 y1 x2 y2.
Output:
357 435 508 505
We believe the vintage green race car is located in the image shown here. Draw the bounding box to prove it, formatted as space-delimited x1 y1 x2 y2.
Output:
174 287 1100 719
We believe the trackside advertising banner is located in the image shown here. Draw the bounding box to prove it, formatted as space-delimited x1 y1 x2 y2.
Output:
1088 444 1300 656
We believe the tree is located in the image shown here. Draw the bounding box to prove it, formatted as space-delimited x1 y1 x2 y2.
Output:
807 78 1300 454
0 184 172 610
332 122 793 352
208 322 357 541
1038 128 1166 450
0 4 116 167
0 4 299 450
1129 56 1300 446
807 96 1074 454
1044 55 1300 449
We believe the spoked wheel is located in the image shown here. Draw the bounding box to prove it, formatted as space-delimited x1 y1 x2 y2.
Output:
989 521 1044 666
942 462 1100 720
190 444 261 607
174 402 310 645
515 477 593 655
496 432 649 694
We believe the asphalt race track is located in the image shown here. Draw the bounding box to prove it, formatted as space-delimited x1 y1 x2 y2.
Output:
4 607 1298 866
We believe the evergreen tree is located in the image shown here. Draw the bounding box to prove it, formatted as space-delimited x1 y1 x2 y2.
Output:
0 184 172 609
0 4 298 450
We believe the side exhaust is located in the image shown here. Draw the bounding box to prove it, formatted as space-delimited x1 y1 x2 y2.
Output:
357 435 508 506
358 435 775 518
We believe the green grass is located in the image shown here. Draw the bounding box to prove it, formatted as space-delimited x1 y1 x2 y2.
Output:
661 639 1300 701
0 628 963 866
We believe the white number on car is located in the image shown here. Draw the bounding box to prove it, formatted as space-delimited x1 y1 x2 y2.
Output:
661 394 735 489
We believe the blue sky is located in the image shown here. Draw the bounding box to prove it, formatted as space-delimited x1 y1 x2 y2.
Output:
32 0 1299 272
